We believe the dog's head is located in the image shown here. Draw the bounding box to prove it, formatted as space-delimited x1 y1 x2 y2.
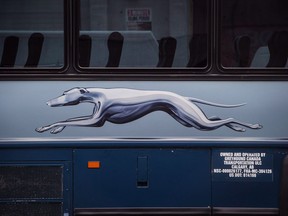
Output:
47 87 89 107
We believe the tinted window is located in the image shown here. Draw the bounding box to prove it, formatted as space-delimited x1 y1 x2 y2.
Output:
0 0 64 69
220 0 288 69
78 0 208 69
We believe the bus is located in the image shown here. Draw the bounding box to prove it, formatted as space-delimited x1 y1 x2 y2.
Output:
0 0 288 215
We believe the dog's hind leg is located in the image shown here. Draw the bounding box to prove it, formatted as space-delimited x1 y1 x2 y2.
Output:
208 116 245 132
176 111 261 131
230 119 262 130
204 116 262 131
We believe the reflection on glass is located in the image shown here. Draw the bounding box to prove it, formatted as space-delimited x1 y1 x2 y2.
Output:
0 0 64 68
78 0 208 68
220 0 288 68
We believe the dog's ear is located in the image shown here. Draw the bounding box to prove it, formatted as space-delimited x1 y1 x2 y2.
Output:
79 88 89 94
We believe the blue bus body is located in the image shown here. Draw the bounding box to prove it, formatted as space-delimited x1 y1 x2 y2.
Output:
1 81 288 215
1 138 288 215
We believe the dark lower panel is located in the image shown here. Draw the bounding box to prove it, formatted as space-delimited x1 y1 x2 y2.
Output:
0 165 63 199
0 202 63 216
74 207 211 215
213 207 279 215
280 155 288 216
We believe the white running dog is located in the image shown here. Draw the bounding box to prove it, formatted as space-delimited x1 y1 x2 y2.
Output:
36 87 262 134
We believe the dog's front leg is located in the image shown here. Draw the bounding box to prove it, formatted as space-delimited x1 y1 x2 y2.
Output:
36 123 65 133
50 126 66 134
49 115 95 134
36 116 89 133
36 115 101 134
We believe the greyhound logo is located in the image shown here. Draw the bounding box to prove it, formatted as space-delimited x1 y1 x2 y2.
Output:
36 87 262 134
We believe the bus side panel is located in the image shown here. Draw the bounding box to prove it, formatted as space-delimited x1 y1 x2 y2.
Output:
212 148 288 208
74 148 211 208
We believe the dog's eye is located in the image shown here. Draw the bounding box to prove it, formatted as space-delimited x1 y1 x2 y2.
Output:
80 89 86 94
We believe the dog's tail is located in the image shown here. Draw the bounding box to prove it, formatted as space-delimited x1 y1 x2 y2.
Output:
186 97 246 108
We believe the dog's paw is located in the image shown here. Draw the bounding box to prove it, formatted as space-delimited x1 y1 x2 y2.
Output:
252 124 263 129
35 126 47 133
232 126 246 132
50 126 65 134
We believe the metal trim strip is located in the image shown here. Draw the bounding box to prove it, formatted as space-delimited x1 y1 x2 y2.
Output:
74 207 211 215
213 207 279 215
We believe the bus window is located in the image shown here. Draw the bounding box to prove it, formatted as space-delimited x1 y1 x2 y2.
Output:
78 0 208 69
0 0 65 69
219 0 288 69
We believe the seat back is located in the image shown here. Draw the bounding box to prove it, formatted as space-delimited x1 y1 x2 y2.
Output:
106 32 124 67
24 33 44 67
157 37 177 67
0 35 19 67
